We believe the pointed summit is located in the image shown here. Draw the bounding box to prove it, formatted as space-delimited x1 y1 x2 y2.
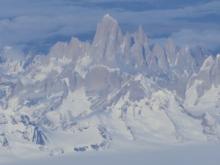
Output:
164 38 177 66
136 26 148 44
102 13 118 24
92 14 123 64
93 14 121 44
200 56 214 71
211 54 220 86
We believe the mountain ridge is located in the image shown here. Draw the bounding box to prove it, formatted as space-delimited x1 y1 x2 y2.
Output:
0 14 219 157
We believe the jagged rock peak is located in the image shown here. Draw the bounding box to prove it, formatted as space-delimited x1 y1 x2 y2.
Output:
200 56 215 71
216 54 220 62
93 14 122 43
92 14 123 64
164 38 177 66
102 13 118 24
135 26 148 44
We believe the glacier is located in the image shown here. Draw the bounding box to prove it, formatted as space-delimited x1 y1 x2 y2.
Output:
0 14 220 161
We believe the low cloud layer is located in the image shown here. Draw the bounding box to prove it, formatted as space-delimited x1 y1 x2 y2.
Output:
0 0 219 54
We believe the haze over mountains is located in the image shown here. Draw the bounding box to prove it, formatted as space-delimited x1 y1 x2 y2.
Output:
1 0 220 53
0 15 220 158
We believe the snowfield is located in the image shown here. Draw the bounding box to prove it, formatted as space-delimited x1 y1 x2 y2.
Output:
2 143 220 165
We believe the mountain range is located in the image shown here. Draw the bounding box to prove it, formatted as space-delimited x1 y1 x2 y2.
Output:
0 14 220 157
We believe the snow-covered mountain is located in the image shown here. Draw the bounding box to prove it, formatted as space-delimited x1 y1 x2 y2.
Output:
0 14 219 157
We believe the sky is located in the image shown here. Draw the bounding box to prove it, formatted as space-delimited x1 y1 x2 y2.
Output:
0 0 219 54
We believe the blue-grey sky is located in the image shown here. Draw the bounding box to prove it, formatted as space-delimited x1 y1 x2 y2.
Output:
0 0 219 53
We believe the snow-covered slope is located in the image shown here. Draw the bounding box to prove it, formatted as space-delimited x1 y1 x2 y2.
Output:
0 15 219 158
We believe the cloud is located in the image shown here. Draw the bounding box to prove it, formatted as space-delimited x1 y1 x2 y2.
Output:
0 0 219 53
169 29 220 52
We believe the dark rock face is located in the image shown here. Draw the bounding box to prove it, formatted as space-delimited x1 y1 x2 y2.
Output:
0 134 9 147
32 127 48 145
91 144 99 150
20 115 30 126
74 146 88 152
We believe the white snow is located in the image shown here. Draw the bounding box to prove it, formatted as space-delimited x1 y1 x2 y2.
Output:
0 14 220 162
